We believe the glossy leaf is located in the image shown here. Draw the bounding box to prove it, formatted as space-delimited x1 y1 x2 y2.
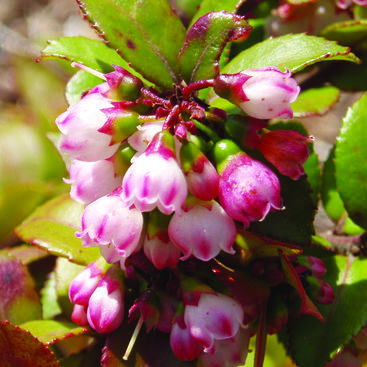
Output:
42 36 134 74
0 321 59 367
190 0 245 26
335 94 367 230
222 34 360 75
20 320 89 345
321 20 367 46
179 11 251 83
77 0 186 89
0 255 42 325
250 173 316 246
15 194 100 265
291 86 340 118
288 256 367 367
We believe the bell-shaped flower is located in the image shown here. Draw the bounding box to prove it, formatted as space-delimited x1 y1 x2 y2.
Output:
56 89 120 161
76 190 144 268
170 320 204 361
122 131 187 214
184 293 244 351
69 259 108 305
168 199 236 261
214 67 300 119
180 141 219 201
257 129 313 180
64 158 121 204
71 304 89 326
87 266 124 333
197 328 251 367
217 150 283 228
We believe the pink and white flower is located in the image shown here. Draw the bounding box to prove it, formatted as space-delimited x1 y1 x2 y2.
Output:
76 191 143 268
168 200 236 261
214 67 300 119
218 153 283 228
122 131 187 214
87 266 124 333
184 293 244 351
65 159 121 204
56 89 120 161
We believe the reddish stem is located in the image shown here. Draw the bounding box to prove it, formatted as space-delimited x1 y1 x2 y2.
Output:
182 79 215 99
141 87 172 108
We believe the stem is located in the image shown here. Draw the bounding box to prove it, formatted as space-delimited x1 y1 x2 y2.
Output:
123 315 144 361
193 120 220 143
141 87 171 107
71 62 106 81
182 79 215 99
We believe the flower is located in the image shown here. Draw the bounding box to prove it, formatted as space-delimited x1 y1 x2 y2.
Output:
168 200 236 261
71 304 88 326
184 293 244 351
56 88 120 161
218 152 283 228
122 131 187 214
76 191 144 268
257 129 312 180
64 159 121 204
87 266 125 333
214 67 300 119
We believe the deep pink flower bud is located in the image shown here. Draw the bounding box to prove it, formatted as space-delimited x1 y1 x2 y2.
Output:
298 256 326 279
156 293 180 333
64 159 121 204
170 320 204 361
180 142 219 201
87 266 124 333
214 67 300 119
122 131 187 214
198 328 251 367
307 277 335 305
184 293 244 351
168 200 236 261
56 91 120 161
71 304 88 326
257 129 313 180
217 151 283 228
76 191 143 268
337 0 367 9
69 260 107 305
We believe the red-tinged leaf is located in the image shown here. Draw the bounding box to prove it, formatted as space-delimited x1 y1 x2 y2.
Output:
254 304 268 367
279 250 323 321
0 244 48 265
20 320 89 345
76 0 187 90
0 255 42 325
0 321 59 367
15 194 99 266
235 230 302 264
179 11 251 83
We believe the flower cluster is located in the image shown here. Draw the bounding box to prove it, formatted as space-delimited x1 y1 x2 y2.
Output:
58 63 332 365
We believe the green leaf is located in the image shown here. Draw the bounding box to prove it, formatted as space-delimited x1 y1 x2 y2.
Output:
0 321 59 367
55 258 85 316
0 244 48 265
0 255 42 324
288 255 367 367
222 34 360 75
169 0 203 28
335 94 367 230
190 0 245 26
321 20 367 47
66 70 102 105
41 271 62 319
250 175 316 245
15 194 100 265
20 320 89 345
77 0 187 89
179 11 251 83
291 86 340 118
42 36 133 74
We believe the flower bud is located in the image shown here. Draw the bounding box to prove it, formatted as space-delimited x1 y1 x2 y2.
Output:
122 131 187 214
180 142 219 201
257 129 312 180
307 277 335 305
298 255 326 279
168 200 236 261
87 266 124 333
214 67 300 119
213 140 283 228
65 159 121 204
71 304 89 326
